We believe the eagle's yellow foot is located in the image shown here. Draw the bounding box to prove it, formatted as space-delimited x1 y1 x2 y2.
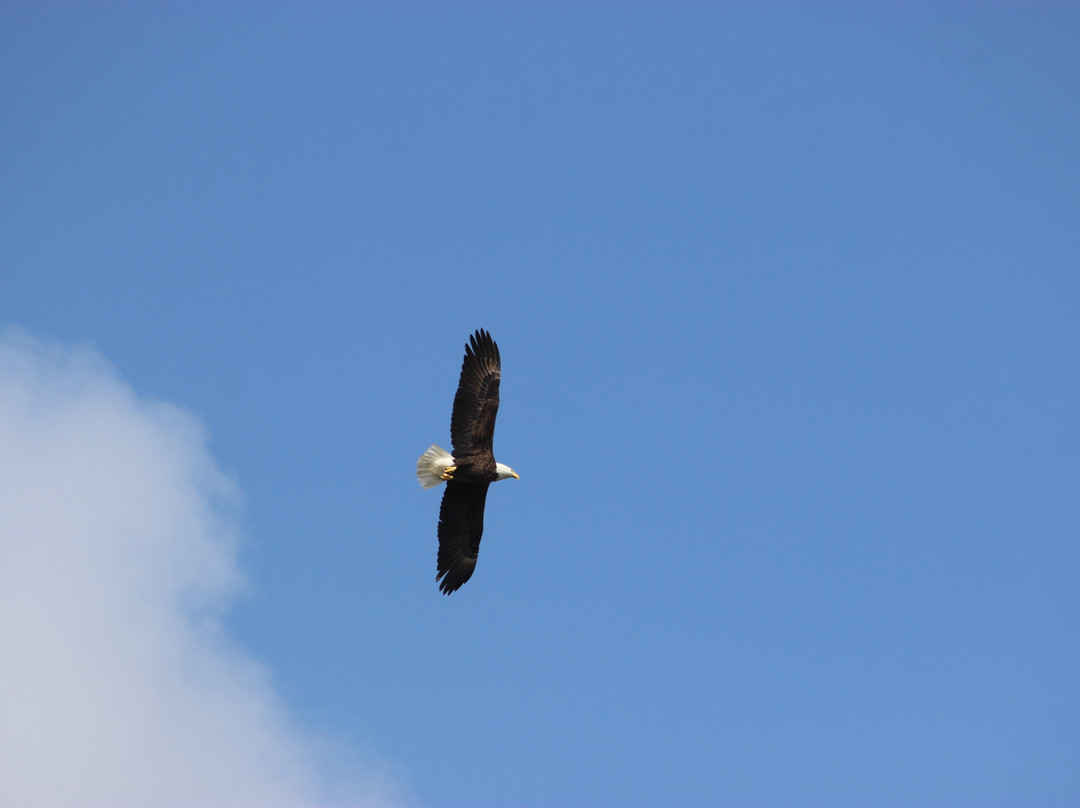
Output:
440 465 457 481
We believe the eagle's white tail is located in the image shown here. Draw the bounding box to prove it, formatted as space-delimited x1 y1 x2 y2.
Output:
416 444 454 489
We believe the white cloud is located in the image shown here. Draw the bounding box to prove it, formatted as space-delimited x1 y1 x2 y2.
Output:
0 329 410 808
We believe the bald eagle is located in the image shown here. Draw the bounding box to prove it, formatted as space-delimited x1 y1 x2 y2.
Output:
416 329 518 594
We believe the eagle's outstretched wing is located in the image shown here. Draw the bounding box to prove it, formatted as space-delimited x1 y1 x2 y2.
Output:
449 329 501 458
436 480 490 594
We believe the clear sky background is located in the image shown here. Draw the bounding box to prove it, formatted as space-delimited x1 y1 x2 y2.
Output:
2 4 1078 807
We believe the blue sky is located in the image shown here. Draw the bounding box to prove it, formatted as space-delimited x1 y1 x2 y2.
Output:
2 3 1078 806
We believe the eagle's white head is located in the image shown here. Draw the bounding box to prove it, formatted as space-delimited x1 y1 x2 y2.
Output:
494 462 520 481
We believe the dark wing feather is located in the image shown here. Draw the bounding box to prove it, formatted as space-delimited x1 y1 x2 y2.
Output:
449 329 501 457
436 481 490 594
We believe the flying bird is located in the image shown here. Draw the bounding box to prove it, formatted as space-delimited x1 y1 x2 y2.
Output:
417 329 519 594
